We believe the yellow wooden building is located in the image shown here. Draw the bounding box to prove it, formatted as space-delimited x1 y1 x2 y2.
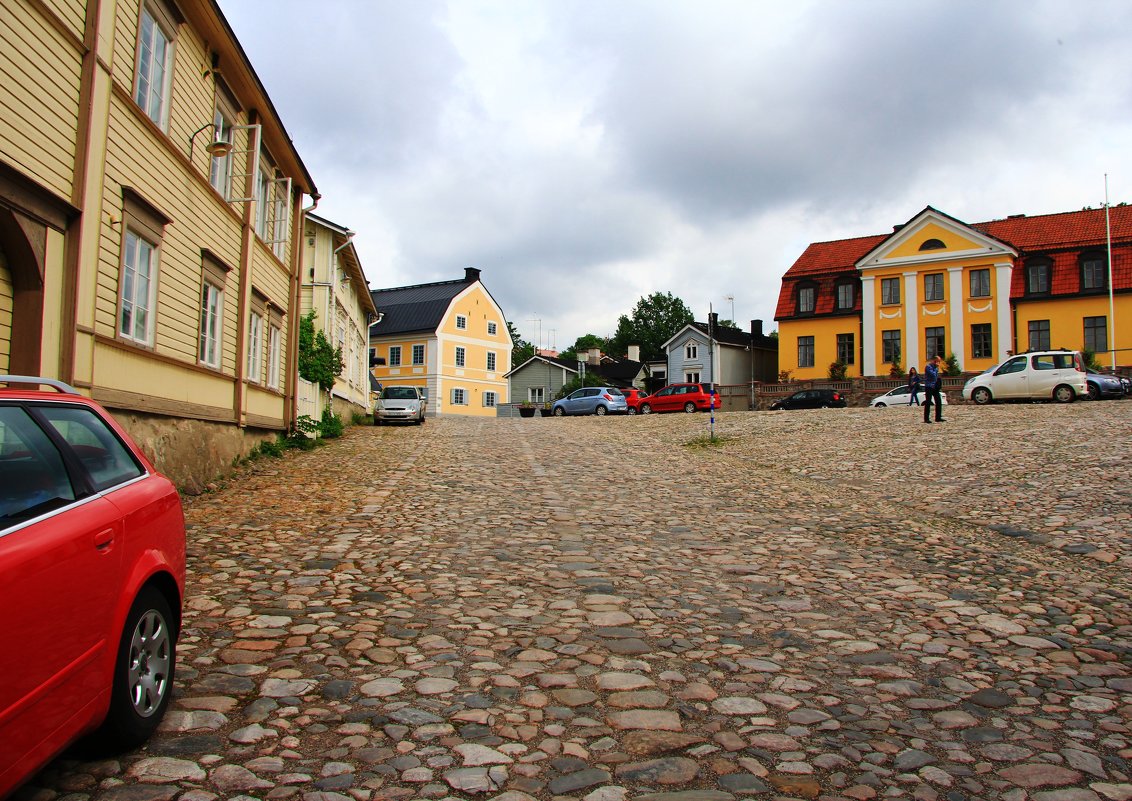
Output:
775 206 1132 379
1 0 316 489
369 268 510 416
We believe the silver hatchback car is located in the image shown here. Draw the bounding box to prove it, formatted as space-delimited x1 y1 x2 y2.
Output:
551 386 628 416
374 385 427 425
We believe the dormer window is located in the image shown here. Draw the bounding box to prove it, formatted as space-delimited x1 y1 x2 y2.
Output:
919 238 946 251
1080 252 1106 291
835 280 855 311
1025 257 1052 295
796 282 817 315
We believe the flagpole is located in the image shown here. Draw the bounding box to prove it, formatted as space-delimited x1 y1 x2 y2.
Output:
1106 174 1116 370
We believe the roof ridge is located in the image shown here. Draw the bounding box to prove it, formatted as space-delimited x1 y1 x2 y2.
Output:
371 277 470 295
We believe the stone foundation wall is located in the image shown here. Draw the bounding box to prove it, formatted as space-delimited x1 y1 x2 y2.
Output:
332 395 370 423
108 411 280 495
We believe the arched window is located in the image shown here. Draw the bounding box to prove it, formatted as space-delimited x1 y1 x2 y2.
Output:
919 238 946 251
1025 257 1052 295
1080 251 1106 291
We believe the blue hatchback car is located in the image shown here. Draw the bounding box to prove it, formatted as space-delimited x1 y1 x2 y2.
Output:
551 386 628 416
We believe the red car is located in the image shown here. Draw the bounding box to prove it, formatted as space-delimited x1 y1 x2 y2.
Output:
620 388 649 415
639 382 718 414
0 376 186 798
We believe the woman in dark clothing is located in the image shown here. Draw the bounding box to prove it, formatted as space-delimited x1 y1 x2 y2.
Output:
907 367 921 406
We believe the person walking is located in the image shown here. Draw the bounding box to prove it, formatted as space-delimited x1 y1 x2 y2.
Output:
923 355 945 423
907 367 921 406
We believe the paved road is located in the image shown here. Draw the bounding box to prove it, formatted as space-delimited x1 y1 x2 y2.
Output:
25 403 1132 801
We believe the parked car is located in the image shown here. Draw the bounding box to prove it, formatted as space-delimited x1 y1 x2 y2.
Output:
769 388 847 410
1084 368 1127 400
962 350 1087 405
0 376 186 798
374 385 427 425
621 388 649 415
870 386 949 408
551 386 628 416
638 383 717 414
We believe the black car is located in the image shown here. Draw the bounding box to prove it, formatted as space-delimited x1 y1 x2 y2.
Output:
769 389 847 410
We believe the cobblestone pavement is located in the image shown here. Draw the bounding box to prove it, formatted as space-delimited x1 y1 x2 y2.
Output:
23 402 1132 801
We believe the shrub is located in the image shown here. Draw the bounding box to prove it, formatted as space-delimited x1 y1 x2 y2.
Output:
1083 348 1102 371
777 370 792 382
319 407 344 439
293 414 320 438
828 361 848 381
944 353 962 376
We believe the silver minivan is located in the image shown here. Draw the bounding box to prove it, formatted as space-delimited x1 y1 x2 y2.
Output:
962 350 1087 404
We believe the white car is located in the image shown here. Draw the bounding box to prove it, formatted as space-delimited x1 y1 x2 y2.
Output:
374 386 427 425
962 350 1087 405
870 386 948 407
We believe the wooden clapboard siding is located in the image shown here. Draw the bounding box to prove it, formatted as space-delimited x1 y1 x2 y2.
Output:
39 0 86 40
0 248 11 372
0 0 83 199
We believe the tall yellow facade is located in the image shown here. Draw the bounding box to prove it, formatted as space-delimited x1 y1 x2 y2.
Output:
776 206 1132 379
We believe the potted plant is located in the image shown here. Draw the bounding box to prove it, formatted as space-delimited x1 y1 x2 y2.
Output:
517 403 536 418
539 402 553 417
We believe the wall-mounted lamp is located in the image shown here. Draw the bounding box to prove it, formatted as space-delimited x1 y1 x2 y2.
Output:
189 123 232 161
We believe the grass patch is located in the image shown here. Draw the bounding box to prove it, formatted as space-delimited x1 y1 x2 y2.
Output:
685 433 735 449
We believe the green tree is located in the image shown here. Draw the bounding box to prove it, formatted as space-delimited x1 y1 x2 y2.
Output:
716 319 740 331
560 333 608 364
608 291 694 362
555 370 610 399
508 321 535 366
943 353 962 376
298 311 344 393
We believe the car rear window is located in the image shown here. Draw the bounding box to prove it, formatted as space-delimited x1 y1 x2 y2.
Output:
0 406 77 526
37 405 145 492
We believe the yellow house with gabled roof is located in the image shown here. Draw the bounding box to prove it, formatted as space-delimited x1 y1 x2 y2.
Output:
369 268 510 416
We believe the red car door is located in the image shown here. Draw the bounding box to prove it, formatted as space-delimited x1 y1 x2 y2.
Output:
0 406 125 786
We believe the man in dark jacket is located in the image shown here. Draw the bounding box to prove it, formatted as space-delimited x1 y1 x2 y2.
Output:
923 355 945 423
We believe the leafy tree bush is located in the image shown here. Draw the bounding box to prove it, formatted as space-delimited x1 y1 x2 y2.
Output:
828 361 848 381
1083 348 1102 371
607 292 694 362
298 311 344 393
944 353 962 376
508 320 535 365
888 347 903 378
319 407 344 439
555 372 611 399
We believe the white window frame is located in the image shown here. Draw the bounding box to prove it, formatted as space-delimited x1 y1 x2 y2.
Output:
455 346 466 367
119 229 158 346
209 105 234 196
528 387 544 403
685 342 698 360
452 387 467 405
487 321 497 336
389 345 401 366
685 371 700 383
267 324 281 389
483 391 497 408
198 281 223 367
456 315 467 330
133 4 174 129
486 351 497 372
247 311 263 382
411 343 425 365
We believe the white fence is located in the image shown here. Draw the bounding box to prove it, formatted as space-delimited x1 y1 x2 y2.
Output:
296 378 325 434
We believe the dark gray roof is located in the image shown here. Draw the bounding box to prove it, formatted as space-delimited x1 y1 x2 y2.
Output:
687 322 777 351
591 359 644 385
370 278 472 336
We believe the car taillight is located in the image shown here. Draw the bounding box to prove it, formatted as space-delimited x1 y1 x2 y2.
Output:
603 394 615 401
833 393 841 400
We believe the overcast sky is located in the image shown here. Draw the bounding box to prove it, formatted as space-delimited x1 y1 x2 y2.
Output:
222 0 1132 352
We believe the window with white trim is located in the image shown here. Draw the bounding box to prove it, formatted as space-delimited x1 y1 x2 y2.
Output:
483 391 497 407
487 351 496 371
389 346 401 366
924 273 944 302
199 282 222 367
529 387 544 403
452 387 466 405
685 371 700 383
133 3 174 129
209 105 234 195
456 315 467 330
487 321 497 335
685 342 698 360
254 153 291 260
455 346 466 367
411 344 425 365
120 230 157 345
247 311 263 382
267 324 281 389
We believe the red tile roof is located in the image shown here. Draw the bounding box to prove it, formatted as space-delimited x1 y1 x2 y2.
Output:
776 205 1132 321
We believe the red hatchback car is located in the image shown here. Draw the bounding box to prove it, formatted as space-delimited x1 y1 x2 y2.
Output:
620 388 649 415
638 382 718 414
0 376 185 797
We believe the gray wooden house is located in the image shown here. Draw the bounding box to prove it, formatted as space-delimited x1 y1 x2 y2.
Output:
663 315 778 387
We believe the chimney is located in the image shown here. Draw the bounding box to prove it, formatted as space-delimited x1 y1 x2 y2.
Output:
586 347 601 365
464 267 481 282
751 319 763 339
627 344 640 362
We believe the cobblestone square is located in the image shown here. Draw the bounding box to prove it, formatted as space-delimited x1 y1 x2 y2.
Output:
25 403 1132 801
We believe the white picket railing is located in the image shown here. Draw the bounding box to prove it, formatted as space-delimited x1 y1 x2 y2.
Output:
296 378 324 435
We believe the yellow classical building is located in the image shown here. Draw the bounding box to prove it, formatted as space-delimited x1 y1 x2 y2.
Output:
776 206 1132 379
1 0 316 488
369 268 510 416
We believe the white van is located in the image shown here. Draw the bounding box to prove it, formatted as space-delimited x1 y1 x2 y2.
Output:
962 350 1086 404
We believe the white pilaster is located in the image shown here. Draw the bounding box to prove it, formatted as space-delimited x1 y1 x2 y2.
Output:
861 275 876 376
995 262 1014 361
948 267 965 368
903 272 920 371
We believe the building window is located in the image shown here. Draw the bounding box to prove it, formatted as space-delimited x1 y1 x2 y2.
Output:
389 346 401 367
120 230 157 345
254 155 290 259
882 330 901 364
455 346 466 367
797 336 814 368
487 321 497 336
836 333 854 365
456 315 467 330
1084 316 1107 353
685 341 698 360
797 284 816 314
412 344 425 365
1028 319 1051 351
881 277 900 305
198 282 222 367
925 327 944 360
209 105 233 195
924 273 944 302
487 351 497 372
246 311 263 382
919 238 946 251
836 282 855 311
969 268 991 298
529 387 544 403
133 4 173 129
971 323 992 359
483 391 497 408
452 387 466 405
1026 258 1051 295
267 324 281 389
685 371 701 383
1081 253 1106 291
